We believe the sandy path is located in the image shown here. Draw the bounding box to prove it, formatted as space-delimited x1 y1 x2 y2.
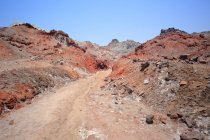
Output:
0 70 111 140
0 69 180 140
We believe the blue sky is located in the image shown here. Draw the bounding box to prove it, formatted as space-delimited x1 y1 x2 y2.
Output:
0 0 210 45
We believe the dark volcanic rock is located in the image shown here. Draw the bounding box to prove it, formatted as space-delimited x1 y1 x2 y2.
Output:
146 115 154 124
140 62 150 71
97 62 108 70
160 27 187 35
179 54 190 60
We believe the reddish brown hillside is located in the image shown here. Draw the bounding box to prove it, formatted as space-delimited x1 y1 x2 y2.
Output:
0 23 108 116
108 28 210 139
128 28 210 63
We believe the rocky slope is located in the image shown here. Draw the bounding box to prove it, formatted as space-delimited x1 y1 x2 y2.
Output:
107 39 141 58
107 28 210 139
0 23 108 115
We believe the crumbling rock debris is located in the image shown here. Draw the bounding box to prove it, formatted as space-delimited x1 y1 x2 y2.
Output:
134 44 144 53
182 117 196 128
156 61 169 69
0 67 75 114
0 92 17 109
180 130 204 140
54 43 62 48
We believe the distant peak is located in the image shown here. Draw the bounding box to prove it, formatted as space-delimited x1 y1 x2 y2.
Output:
160 27 187 35
12 22 39 30
110 39 119 44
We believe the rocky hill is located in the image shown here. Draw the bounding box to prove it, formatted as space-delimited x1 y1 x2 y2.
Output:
0 24 210 139
108 28 210 139
0 23 109 115
107 39 141 58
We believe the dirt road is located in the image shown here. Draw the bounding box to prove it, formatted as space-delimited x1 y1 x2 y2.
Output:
0 70 180 140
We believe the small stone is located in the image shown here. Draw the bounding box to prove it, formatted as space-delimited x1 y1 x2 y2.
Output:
180 81 188 86
179 54 190 60
9 120 14 125
170 114 179 119
167 112 182 120
146 115 154 124
144 79 149 85
60 61 64 65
